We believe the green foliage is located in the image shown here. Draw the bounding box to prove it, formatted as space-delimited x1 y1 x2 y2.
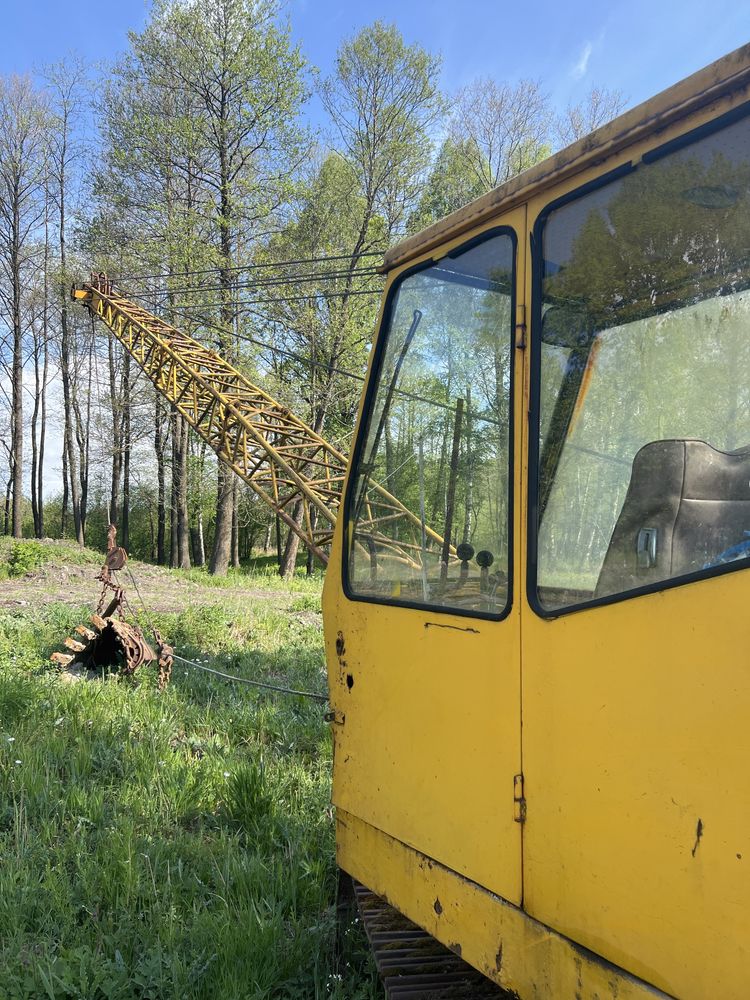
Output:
7 541 46 577
321 21 443 232
408 138 487 232
0 572 377 999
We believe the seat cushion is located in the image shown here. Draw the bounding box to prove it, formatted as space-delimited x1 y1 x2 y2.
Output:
594 439 750 599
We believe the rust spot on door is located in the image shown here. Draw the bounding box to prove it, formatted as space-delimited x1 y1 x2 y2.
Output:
691 817 704 857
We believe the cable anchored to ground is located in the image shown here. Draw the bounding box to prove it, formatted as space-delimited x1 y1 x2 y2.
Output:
122 566 329 704
171 653 329 702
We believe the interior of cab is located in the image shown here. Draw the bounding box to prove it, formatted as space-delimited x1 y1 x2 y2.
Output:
533 108 750 612
536 284 750 612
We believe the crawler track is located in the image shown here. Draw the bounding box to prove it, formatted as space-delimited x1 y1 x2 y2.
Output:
354 883 510 999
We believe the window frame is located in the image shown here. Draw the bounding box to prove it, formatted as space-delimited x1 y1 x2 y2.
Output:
342 225 518 622
527 101 750 619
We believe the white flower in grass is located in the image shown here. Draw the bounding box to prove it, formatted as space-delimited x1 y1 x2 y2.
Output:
6 737 14 743
14 759 21 765
223 771 230 778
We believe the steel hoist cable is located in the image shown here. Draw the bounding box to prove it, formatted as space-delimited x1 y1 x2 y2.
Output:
122 565 329 704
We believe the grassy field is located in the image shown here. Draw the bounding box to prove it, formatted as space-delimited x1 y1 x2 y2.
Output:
0 542 379 999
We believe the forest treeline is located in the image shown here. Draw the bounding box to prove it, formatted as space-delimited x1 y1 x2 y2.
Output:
0 0 624 575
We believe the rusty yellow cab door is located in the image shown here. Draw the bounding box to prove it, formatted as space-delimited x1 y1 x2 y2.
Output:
324 212 526 902
521 104 750 998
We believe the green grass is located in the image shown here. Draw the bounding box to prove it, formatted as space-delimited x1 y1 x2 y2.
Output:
0 586 379 998
0 538 102 574
173 559 326 594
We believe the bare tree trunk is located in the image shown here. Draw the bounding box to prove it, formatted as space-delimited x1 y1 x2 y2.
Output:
306 508 318 575
38 297 48 538
31 202 50 539
177 414 190 569
189 438 206 567
121 354 131 551
31 312 41 538
3 460 11 536
77 335 93 539
108 338 122 528
60 438 68 536
11 200 23 539
279 500 304 580
170 412 178 568
231 478 240 569
210 464 233 576
154 393 167 564
191 516 205 567
58 139 82 544
209 109 235 576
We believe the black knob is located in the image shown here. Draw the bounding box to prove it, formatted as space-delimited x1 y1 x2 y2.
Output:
476 549 494 568
456 542 474 562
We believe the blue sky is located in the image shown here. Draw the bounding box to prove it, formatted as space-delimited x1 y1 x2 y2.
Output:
1 0 748 122
0 1 746 497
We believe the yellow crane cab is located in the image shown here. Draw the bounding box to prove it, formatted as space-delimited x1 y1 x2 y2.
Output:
323 44 750 999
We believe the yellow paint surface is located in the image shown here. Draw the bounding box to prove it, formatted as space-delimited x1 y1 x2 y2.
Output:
337 809 671 999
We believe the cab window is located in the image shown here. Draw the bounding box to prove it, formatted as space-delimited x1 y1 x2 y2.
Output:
533 111 750 613
346 230 515 617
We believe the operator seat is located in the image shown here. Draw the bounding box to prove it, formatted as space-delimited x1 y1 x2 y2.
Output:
594 439 750 599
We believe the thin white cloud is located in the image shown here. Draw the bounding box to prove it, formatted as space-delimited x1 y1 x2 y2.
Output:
572 41 594 80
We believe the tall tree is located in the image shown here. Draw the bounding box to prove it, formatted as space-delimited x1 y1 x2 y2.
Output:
29 186 52 538
448 77 550 191
46 58 89 543
0 76 49 538
556 86 628 147
264 20 442 578
100 0 308 575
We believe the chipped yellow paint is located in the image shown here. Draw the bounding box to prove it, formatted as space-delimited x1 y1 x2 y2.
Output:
336 810 672 999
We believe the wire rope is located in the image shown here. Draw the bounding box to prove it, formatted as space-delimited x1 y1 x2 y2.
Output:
117 249 384 283
122 565 329 703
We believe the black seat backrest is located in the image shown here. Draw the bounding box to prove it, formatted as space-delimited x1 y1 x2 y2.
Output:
595 439 750 599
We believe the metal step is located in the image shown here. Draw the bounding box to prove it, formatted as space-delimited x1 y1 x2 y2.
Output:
354 882 513 999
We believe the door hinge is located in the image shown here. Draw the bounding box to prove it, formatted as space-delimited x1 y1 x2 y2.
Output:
324 709 345 725
513 773 526 824
515 304 527 349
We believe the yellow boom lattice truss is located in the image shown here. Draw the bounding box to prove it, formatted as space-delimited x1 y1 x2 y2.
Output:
74 280 444 567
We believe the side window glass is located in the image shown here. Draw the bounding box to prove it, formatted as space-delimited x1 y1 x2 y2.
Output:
534 112 750 613
346 232 515 617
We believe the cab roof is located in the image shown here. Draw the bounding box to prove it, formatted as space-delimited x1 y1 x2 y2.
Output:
382 43 750 273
